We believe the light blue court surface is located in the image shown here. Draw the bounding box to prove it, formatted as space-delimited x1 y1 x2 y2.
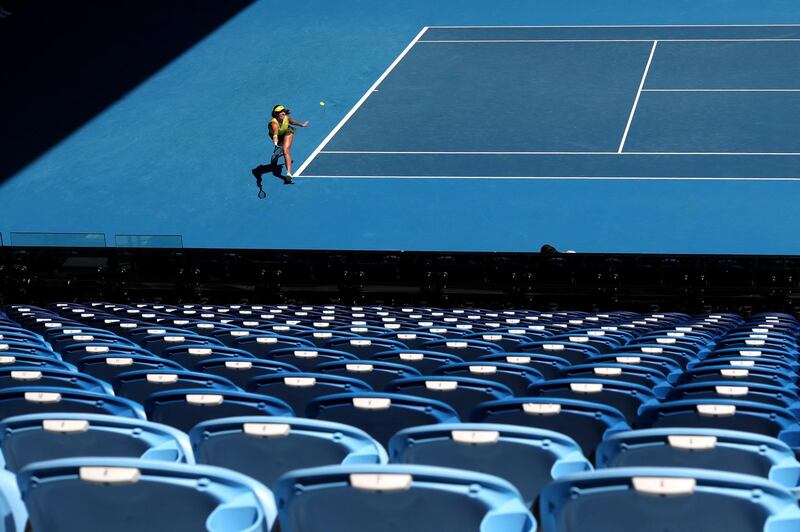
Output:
2 0 800 254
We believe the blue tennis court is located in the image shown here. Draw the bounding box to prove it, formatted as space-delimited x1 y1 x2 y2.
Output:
300 25 800 180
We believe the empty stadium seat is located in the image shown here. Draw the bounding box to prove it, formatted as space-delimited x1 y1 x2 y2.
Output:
596 428 800 487
538 467 800 532
112 369 241 404
193 357 299 388
385 376 513 419
246 373 372 415
191 416 386 487
315 359 421 390
19 458 277 532
0 387 144 420
389 423 591 505
307 392 459 447
0 413 193 472
145 389 293 432
472 397 629 455
274 464 536 532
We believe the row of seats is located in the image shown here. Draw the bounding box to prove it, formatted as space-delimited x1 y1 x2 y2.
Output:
0 303 798 531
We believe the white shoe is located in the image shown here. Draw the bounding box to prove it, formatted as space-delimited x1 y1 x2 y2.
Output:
286 171 293 178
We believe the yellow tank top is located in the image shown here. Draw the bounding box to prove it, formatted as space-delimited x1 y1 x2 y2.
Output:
270 116 289 136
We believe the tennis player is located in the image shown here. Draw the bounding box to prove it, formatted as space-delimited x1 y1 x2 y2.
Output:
269 105 309 183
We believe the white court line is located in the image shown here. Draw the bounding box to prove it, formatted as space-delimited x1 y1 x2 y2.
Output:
294 27 429 177
420 39 800 43
301 175 800 181
643 88 800 92
426 24 800 28
321 150 800 156
619 41 658 153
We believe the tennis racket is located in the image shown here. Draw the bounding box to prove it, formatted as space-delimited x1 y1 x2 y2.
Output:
271 143 284 164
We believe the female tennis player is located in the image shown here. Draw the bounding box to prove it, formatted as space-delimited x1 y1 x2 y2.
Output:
269 105 309 182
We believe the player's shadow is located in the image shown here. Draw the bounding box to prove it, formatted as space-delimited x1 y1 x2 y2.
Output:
251 162 284 198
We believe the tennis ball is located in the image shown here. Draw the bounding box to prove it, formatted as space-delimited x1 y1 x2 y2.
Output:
319 101 326 106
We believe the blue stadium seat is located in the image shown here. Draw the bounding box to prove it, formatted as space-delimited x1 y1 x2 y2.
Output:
389 423 591 505
0 469 25 532
246 373 372 415
0 367 111 394
435 362 543 395
233 334 316 357
637 399 800 450
0 354 74 372
307 392 459 447
665 381 800 412
193 357 299 388
315 360 421 390
587 353 683 382
159 344 253 370
145 389 293 432
274 464 535 532
557 363 671 392
538 467 800 532
371 349 465 374
77 354 184 382
472 398 629 455
0 387 144 419
324 337 408 359
112 369 241 404
264 347 358 372
519 341 599 365
525 378 658 423
679 364 796 388
19 458 277 532
0 341 58 360
464 331 532 352
385 376 513 419
59 343 154 365
0 413 193 472
378 330 446 349
596 428 800 488
480 353 570 379
419 339 503 362
191 416 386 488
294 329 359 347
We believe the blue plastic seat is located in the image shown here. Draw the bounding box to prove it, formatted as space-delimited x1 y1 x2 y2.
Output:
464 331 532 352
0 351 74 374
519 341 600 365
371 349 465 375
112 369 240 405
0 387 144 419
472 397 629 455
324 337 408 359
385 376 513 419
294 329 358 347
480 352 570 379
637 399 800 450
557 363 670 391
19 458 277 532
77 354 184 382
307 392 459 447
538 467 800 532
666 381 800 412
233 334 316 357
0 413 193 472
264 347 358 372
679 364 796 387
596 428 800 488
159 344 253 370
274 464 535 532
191 416 386 488
59 343 154 364
526 378 657 423
587 353 683 382
315 360 421 390
145 389 293 432
0 341 57 360
377 330 446 349
247 373 372 415
135 333 224 357
390 423 590 505
419 339 503 362
0 367 111 394
435 362 543 396
193 357 299 388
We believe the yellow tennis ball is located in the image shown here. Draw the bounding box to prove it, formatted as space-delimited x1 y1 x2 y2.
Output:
319 101 326 106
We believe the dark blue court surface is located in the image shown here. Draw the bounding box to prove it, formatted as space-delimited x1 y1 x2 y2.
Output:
301 25 800 179
4 2 800 253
